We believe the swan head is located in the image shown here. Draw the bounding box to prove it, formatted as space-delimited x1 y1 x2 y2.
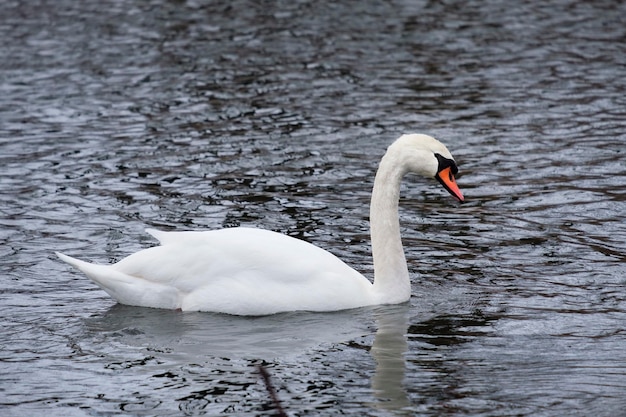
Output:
393 134 464 202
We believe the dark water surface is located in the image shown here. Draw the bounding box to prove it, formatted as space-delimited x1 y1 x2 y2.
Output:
2 0 626 415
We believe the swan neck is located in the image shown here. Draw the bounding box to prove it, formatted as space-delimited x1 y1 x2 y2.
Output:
370 150 411 304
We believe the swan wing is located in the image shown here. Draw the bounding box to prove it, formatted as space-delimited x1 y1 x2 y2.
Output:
58 228 374 314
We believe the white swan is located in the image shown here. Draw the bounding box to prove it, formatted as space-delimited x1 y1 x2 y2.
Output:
56 134 464 315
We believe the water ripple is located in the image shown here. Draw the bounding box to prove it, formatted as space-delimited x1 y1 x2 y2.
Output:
1 0 626 415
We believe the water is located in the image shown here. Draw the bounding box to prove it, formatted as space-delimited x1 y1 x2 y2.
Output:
1 0 625 415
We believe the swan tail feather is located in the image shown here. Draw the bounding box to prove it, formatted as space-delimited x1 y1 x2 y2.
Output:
55 252 180 309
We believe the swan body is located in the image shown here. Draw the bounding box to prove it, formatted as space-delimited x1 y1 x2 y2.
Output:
57 134 464 315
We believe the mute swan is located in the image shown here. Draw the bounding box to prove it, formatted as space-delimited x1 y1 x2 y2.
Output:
56 134 464 315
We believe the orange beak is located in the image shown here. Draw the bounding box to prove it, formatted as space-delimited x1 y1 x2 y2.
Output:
435 166 464 202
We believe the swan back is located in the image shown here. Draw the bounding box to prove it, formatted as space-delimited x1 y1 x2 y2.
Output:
58 228 376 315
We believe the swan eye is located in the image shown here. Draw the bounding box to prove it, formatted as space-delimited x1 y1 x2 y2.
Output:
434 153 458 176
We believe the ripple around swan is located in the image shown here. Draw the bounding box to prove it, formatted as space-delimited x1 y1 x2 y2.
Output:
1 0 626 415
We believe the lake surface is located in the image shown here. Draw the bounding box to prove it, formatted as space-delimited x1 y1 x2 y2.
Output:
1 0 626 415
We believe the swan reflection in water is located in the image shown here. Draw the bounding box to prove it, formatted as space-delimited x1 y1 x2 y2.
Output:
370 304 411 414
84 303 412 412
